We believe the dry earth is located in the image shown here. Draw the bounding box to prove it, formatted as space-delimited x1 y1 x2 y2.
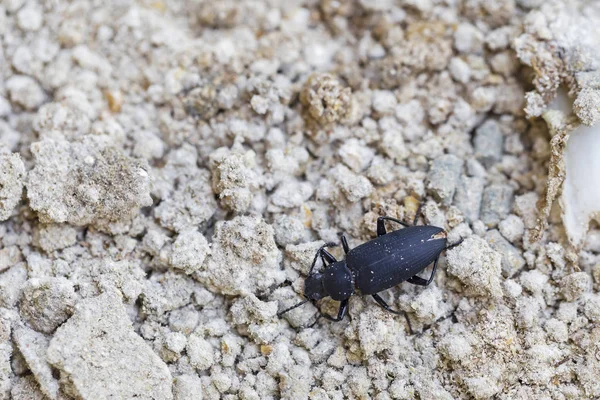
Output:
2 0 600 399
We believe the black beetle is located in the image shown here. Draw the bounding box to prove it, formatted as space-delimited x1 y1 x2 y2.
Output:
278 208 462 330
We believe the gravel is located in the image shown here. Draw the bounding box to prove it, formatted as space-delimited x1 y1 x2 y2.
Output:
426 154 464 205
485 229 526 278
480 184 515 227
0 153 25 221
474 120 504 167
2 1 600 399
47 292 173 399
453 174 485 223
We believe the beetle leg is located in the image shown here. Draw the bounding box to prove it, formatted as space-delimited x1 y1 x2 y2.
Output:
308 252 320 275
277 298 309 317
341 235 350 253
377 216 410 236
445 237 464 251
320 299 348 322
377 219 386 236
407 240 460 287
320 248 337 268
303 300 323 328
308 314 322 328
406 275 428 286
372 293 413 334
372 293 403 314
407 255 440 286
309 242 337 274
405 238 464 288
413 203 424 226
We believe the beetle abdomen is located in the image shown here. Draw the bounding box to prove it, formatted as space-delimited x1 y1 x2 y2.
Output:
347 226 447 295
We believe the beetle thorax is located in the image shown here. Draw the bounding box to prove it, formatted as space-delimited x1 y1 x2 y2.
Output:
322 261 355 301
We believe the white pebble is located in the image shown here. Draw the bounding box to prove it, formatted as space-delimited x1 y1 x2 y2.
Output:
6 75 45 110
499 214 525 243
0 97 11 117
338 138 375 172
454 23 484 54
187 334 215 371
372 90 397 115
17 4 43 31
449 57 471 84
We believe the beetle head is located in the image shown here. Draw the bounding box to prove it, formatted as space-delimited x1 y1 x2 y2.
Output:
304 272 327 300
276 272 326 319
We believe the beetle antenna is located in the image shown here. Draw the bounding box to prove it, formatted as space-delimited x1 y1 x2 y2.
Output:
277 299 309 317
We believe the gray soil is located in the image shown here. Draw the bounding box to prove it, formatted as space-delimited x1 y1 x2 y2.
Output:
2 0 600 399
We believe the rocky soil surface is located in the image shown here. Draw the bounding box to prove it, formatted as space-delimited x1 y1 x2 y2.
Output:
2 0 600 399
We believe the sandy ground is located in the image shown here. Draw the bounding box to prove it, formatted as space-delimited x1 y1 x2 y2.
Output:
2 0 600 399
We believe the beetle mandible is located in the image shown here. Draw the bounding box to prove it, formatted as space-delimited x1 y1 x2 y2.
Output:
278 207 463 331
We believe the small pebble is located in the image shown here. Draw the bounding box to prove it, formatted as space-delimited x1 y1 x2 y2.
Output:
485 229 526 278
474 120 504 167
480 184 514 227
17 4 43 31
426 154 464 205
499 214 525 243
453 175 484 223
